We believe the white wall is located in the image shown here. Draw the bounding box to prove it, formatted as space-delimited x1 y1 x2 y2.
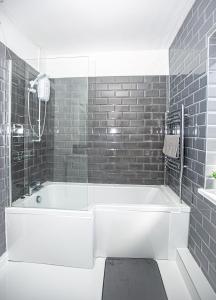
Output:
0 11 40 69
92 50 169 77
39 55 90 78
41 50 169 78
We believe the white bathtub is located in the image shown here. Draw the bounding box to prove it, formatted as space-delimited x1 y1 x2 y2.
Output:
6 182 190 268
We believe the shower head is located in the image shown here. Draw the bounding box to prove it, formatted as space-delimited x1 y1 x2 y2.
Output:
30 73 47 88
29 73 50 102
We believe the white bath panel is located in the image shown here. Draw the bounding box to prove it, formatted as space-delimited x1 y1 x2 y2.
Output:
0 258 105 300
6 208 94 269
95 209 170 259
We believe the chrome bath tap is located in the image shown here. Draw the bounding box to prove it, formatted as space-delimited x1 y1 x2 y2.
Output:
26 181 43 196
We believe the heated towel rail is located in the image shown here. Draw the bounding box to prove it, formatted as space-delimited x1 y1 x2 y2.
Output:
164 104 185 202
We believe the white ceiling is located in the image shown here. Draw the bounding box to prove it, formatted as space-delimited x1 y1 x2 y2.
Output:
1 0 195 56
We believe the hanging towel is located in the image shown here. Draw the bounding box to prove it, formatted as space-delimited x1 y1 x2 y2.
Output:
163 135 180 158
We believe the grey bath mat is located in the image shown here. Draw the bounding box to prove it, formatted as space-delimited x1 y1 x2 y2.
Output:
102 258 168 300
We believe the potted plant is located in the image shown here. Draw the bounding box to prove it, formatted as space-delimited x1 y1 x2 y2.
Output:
212 171 216 179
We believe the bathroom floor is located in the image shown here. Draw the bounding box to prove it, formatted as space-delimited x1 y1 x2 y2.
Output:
0 258 192 300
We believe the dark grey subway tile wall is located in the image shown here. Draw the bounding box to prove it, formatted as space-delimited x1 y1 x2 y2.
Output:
50 76 167 185
88 76 167 185
0 42 9 256
52 78 88 182
168 0 216 292
10 49 28 201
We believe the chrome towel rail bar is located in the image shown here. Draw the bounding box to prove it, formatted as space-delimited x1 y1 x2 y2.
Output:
164 104 186 203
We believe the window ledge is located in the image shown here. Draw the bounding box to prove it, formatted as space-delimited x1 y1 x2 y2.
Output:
198 188 216 206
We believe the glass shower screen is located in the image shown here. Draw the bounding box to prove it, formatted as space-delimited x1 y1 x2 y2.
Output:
10 56 90 210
